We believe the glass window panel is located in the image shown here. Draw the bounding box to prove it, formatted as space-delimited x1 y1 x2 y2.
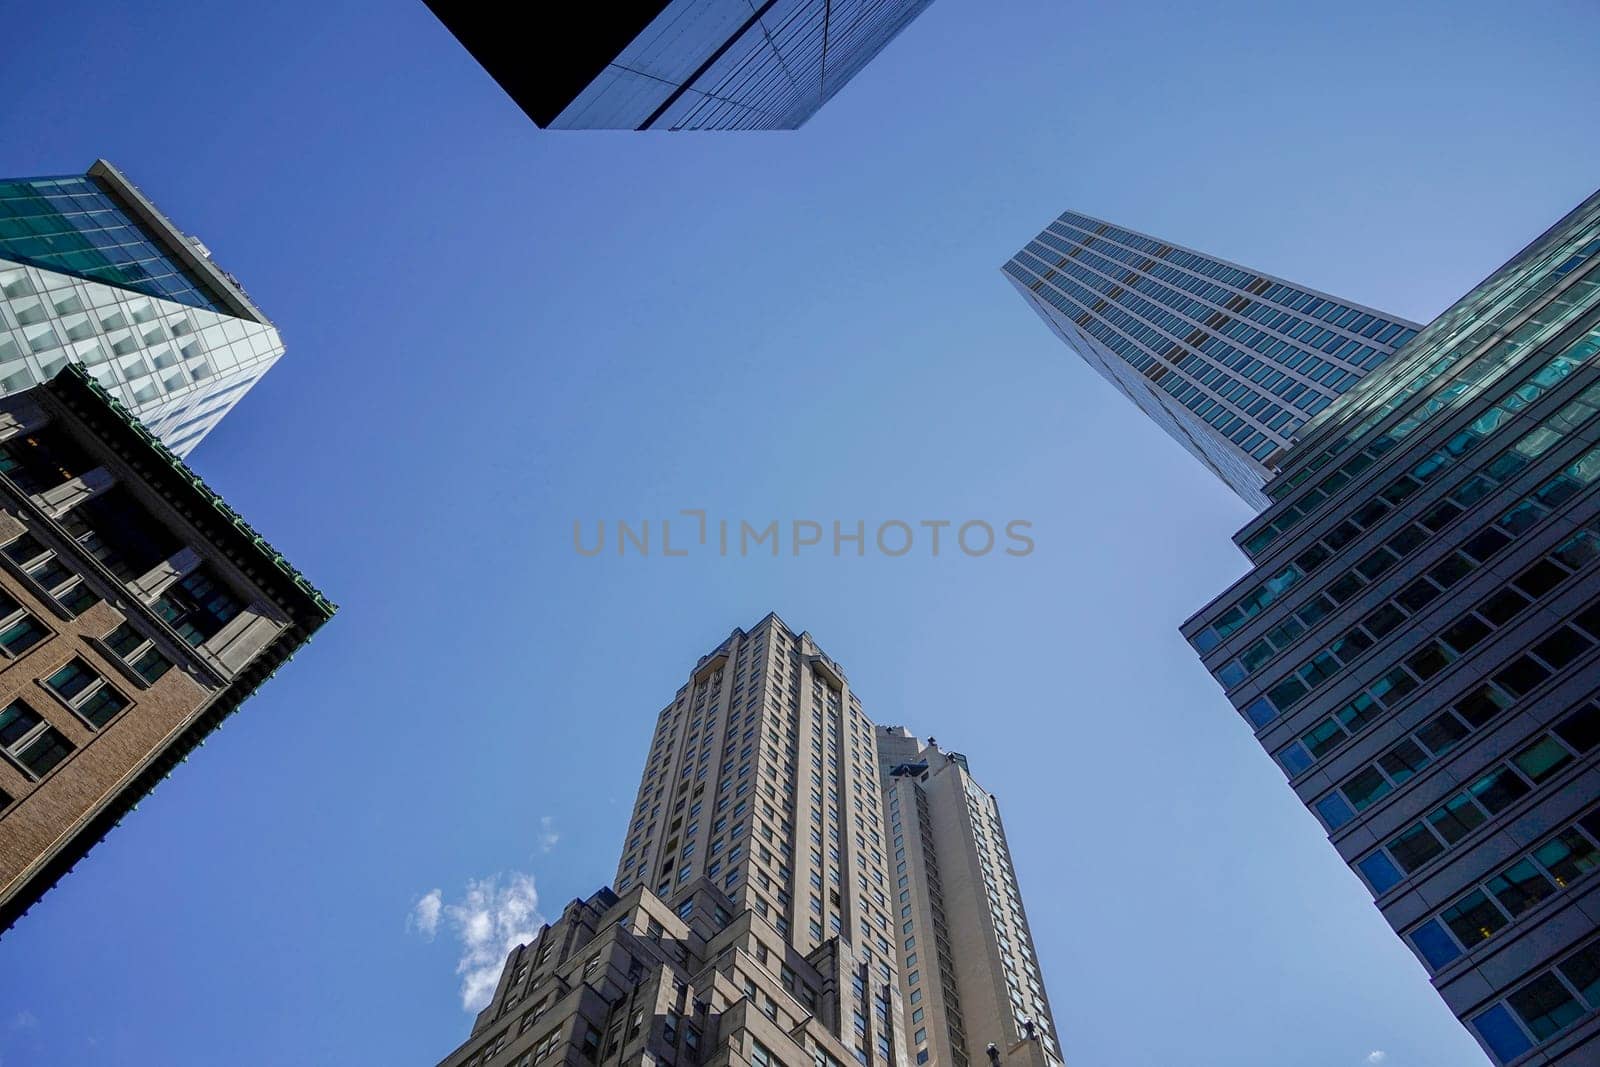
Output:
18 726 72 777
1471 767 1532 814
1533 829 1600 889
1507 972 1584 1041
1513 736 1573 783
1471 1004 1532 1064
1410 918 1462 970
1429 794 1487 845
1486 858 1556 917
1559 941 1600 1009
1389 823 1445 872
1441 888 1508 948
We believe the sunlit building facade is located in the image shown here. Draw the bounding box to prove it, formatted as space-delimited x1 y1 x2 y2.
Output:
1185 188 1600 1064
0 365 333 931
1003 210 1421 509
0 161 283 456
433 615 1066 1067
877 728 1061 1067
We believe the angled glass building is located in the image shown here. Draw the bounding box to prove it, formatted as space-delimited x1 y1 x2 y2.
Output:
1184 188 1600 1065
0 161 283 456
424 0 937 130
1003 211 1422 510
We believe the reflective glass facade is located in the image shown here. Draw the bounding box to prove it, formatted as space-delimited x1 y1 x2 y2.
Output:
0 176 228 313
0 162 281 456
429 0 937 131
1004 211 1421 509
1185 188 1600 1065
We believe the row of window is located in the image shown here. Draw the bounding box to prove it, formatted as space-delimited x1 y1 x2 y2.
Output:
1405 804 1600 973
1336 701 1598 894
1324 696 1596 838
1199 342 1600 653
0 656 131 786
1244 265 1600 556
1271 581 1600 782
1269 228 1600 510
1008 249 1325 452
1214 381 1600 682
1470 935 1599 1064
1244 493 1600 730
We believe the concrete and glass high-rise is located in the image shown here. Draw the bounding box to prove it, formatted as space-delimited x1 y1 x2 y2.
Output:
1003 210 1422 509
432 615 1061 1067
0 161 284 456
877 729 1061 1067
0 365 333 931
1184 189 1600 1064
423 0 937 131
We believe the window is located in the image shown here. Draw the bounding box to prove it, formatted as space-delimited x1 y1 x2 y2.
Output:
6 534 99 616
46 658 128 727
0 428 94 495
104 621 173 683
1507 972 1584 1041
0 699 73 777
154 567 242 646
59 487 179 582
0 590 46 657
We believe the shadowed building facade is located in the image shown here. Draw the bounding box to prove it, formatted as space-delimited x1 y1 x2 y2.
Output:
1003 210 1421 509
0 365 333 931
1184 188 1600 1064
433 615 1062 1067
424 0 937 130
0 161 285 456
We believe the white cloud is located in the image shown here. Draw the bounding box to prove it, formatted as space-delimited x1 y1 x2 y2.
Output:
409 874 544 1011
1366 1052 1387 1065
538 816 560 853
409 889 443 939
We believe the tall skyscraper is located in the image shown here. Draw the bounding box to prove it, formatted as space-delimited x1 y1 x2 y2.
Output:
0 365 333 931
1003 210 1423 509
1184 188 1600 1064
433 615 1061 1067
877 728 1061 1067
0 161 284 456
424 0 937 130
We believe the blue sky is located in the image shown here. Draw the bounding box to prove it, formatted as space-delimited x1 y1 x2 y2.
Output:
1 1 1598 1064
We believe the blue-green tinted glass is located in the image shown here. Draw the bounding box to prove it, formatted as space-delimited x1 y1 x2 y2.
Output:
0 176 225 312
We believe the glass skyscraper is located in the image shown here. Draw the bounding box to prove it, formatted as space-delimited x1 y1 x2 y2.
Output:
1185 188 1600 1064
0 161 282 456
425 0 937 130
1003 210 1422 509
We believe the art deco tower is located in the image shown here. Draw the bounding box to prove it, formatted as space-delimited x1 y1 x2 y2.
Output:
432 615 1063 1067
436 614 908 1067
877 729 1061 1067
1004 209 1422 509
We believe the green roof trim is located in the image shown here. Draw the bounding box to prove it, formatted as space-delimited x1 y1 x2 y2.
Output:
45 362 337 618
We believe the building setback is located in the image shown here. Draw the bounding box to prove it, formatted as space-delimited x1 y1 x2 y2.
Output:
877 728 1061 1067
1183 188 1600 1064
434 615 1061 1067
0 161 285 456
0 365 333 932
423 0 937 130
1003 210 1422 510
